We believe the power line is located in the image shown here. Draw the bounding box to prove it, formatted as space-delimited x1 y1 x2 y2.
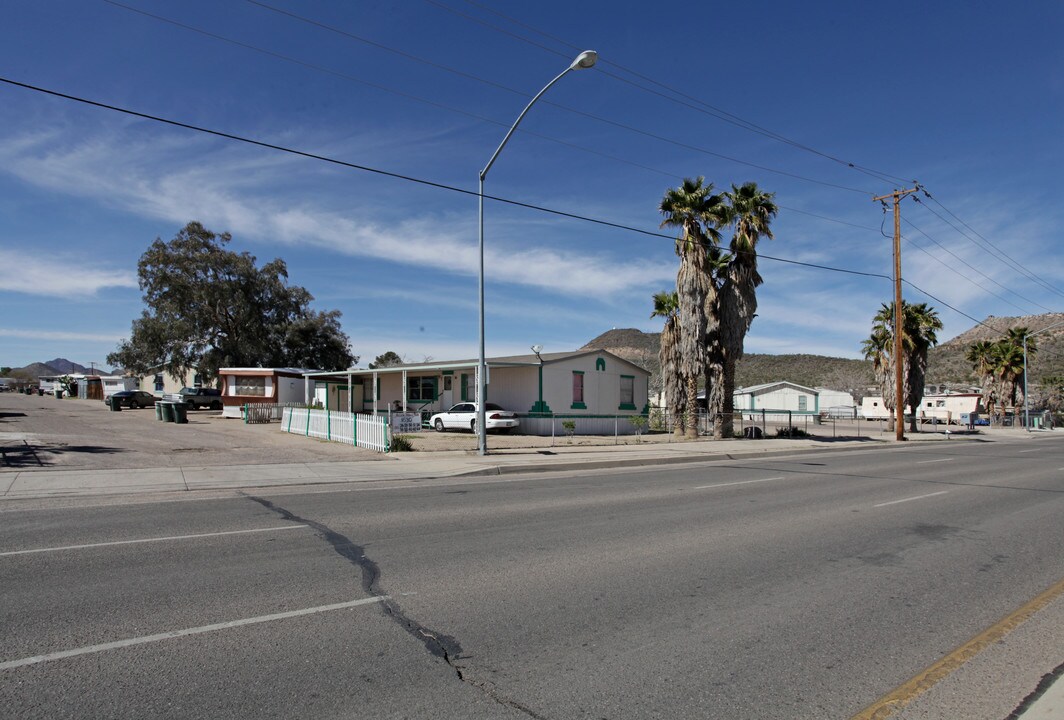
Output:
912 193 1064 301
428 0 1064 308
0 75 889 284
902 217 1054 313
430 0 914 187
239 0 875 196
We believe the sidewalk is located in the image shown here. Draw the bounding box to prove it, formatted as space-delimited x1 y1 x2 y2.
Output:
1 433 903 500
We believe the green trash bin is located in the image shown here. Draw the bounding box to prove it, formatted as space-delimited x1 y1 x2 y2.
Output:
108 396 122 412
173 402 189 424
55 390 64 399
155 402 163 421
161 402 175 422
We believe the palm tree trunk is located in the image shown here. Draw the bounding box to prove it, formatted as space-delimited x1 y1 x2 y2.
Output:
686 374 699 439
719 353 736 439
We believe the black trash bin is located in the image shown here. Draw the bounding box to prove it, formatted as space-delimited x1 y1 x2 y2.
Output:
108 396 122 412
173 402 189 424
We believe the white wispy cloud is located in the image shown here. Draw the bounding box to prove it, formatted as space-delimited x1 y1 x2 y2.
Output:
0 126 672 296
0 250 137 297
0 327 125 342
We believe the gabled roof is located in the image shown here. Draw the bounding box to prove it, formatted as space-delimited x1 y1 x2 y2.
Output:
736 381 818 395
303 349 649 379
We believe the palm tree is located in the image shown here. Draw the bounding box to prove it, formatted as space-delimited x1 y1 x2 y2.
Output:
966 339 996 413
902 302 943 432
994 328 1032 413
862 301 942 432
862 319 898 431
716 182 778 438
650 290 685 438
659 177 725 439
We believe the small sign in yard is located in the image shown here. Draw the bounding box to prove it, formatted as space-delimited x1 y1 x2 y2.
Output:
390 412 422 433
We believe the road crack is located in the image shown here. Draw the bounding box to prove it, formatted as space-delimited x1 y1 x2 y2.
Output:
245 495 546 719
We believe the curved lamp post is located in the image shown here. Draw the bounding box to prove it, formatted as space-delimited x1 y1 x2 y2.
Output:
1023 320 1064 430
476 50 597 456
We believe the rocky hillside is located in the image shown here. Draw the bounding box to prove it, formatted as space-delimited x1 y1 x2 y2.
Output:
584 312 1064 393
581 329 874 392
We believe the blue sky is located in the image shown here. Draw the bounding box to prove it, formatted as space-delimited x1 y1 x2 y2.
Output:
2 1 1062 370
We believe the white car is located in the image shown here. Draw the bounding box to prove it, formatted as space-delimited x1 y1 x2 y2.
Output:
430 402 519 433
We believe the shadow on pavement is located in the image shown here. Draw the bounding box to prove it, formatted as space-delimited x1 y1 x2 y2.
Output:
1 443 128 468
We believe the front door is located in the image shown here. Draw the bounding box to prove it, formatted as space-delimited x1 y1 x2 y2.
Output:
441 376 453 409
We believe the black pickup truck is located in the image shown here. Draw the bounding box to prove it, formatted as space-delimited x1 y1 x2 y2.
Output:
166 387 223 410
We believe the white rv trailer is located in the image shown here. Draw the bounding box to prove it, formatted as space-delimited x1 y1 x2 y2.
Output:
860 393 982 424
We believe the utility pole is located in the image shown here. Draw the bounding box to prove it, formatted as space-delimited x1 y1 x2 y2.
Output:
873 186 919 441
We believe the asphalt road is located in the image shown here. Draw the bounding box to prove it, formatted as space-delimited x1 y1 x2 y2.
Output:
2 437 1063 718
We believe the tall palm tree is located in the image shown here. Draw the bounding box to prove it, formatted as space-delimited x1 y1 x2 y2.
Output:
862 319 898 431
716 182 778 438
966 339 996 413
902 302 943 432
861 301 942 432
994 328 1032 412
659 177 725 439
650 290 685 438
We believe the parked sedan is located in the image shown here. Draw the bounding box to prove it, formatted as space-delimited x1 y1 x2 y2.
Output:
430 403 519 433
109 390 158 409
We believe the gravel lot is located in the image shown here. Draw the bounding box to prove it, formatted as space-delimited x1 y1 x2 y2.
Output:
0 392 384 471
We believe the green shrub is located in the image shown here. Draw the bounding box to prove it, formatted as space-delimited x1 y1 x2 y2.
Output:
390 435 415 452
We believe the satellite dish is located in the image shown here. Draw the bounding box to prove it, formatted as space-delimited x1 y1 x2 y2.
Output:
531 344 543 354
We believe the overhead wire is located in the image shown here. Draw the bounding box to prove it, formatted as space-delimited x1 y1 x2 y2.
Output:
98 2 884 208
901 216 1054 313
119 0 1056 319
237 0 875 196
0 75 889 285
433 0 914 187
423 0 1064 309
16 6 1063 331
912 193 1064 300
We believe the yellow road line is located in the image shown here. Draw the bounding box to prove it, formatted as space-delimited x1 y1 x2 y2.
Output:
850 575 1064 720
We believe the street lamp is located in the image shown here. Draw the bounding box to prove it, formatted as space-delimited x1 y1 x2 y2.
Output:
476 50 597 456
1023 320 1064 430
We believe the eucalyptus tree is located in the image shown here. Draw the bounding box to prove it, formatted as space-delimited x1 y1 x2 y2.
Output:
108 221 355 384
650 290 685 437
716 182 778 438
659 177 727 439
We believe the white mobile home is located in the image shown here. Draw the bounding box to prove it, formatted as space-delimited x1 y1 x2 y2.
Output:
732 381 820 415
860 393 982 424
304 350 651 435
218 367 318 418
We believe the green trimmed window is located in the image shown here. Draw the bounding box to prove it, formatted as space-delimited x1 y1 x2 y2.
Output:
571 371 586 409
408 376 437 401
619 375 635 410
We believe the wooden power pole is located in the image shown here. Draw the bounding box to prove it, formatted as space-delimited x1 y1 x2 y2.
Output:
873 186 919 441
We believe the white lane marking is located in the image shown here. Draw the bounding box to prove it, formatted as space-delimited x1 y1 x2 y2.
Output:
1017 449 1041 454
874 491 949 508
694 477 785 490
0 525 307 557
916 458 952 464
0 596 386 671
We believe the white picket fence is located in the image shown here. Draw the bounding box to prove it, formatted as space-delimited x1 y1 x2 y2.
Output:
280 407 390 453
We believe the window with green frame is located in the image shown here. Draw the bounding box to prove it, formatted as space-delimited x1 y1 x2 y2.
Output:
571 371 586 409
619 375 636 410
407 376 437 401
